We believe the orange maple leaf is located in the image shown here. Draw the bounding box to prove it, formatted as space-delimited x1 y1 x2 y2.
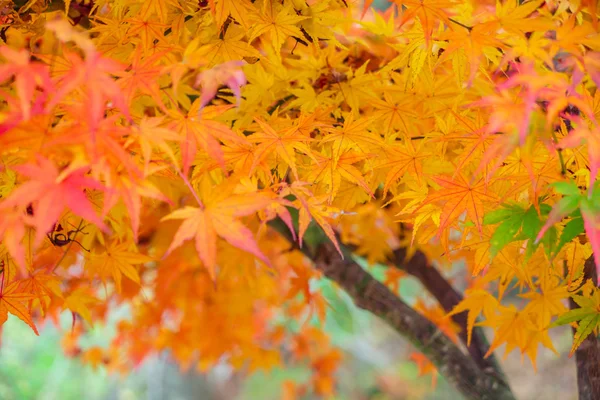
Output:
115 49 168 112
162 189 273 280
418 174 498 236
169 103 249 175
250 117 314 180
0 276 38 335
393 0 456 46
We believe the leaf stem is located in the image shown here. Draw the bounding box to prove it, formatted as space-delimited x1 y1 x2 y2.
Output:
448 18 473 31
176 166 204 209
552 131 567 175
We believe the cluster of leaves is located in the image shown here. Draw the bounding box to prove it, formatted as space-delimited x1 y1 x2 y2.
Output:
0 0 600 396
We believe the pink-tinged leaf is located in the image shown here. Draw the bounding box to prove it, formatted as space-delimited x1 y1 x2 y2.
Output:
0 155 108 247
581 199 600 284
46 15 95 56
0 47 53 121
170 104 249 175
584 52 600 90
194 61 247 112
162 189 272 280
276 204 297 241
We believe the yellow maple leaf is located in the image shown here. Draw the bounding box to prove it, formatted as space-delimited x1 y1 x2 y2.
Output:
249 4 309 54
86 241 152 293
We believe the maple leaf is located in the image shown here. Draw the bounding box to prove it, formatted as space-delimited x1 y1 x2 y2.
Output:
448 289 498 346
320 114 383 164
306 150 374 203
125 17 169 51
0 46 53 121
0 213 28 273
521 273 569 328
479 305 555 364
361 0 375 19
250 117 314 180
82 346 106 370
558 118 600 189
370 92 421 136
410 353 438 388
418 174 498 236
194 61 247 111
114 48 168 112
169 103 249 175
86 240 152 293
248 4 309 53
185 25 261 67
534 183 600 281
162 189 272 280
489 0 553 36
437 24 504 85
63 287 99 325
0 276 38 335
393 0 455 46
214 0 256 30
101 170 170 243
581 197 600 284
19 271 63 316
375 140 429 195
46 50 130 133
289 189 343 257
484 202 556 261
127 116 180 174
0 155 108 249
46 14 95 56
139 0 182 24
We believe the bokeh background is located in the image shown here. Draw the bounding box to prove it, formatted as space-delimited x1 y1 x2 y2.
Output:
0 262 577 400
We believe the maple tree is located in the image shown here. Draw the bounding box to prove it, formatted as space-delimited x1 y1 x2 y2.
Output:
1 0 600 398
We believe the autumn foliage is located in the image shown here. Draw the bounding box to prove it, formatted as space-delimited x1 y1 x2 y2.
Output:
1 0 600 398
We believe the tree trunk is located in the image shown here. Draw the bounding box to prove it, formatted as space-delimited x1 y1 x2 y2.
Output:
570 255 600 400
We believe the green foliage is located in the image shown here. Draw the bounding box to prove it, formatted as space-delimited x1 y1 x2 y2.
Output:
483 202 555 258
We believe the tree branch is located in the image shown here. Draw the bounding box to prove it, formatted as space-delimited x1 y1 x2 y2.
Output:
269 219 515 400
570 255 600 400
391 248 506 384
313 241 515 400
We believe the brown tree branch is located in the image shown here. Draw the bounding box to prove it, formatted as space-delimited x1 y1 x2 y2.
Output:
569 255 600 400
391 248 506 384
313 241 515 400
269 219 515 400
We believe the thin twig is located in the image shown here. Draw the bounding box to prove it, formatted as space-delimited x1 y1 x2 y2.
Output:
552 131 567 175
50 219 84 273
448 18 473 31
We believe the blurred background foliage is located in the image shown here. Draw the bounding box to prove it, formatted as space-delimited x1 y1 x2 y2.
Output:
0 259 577 399
0 263 462 400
